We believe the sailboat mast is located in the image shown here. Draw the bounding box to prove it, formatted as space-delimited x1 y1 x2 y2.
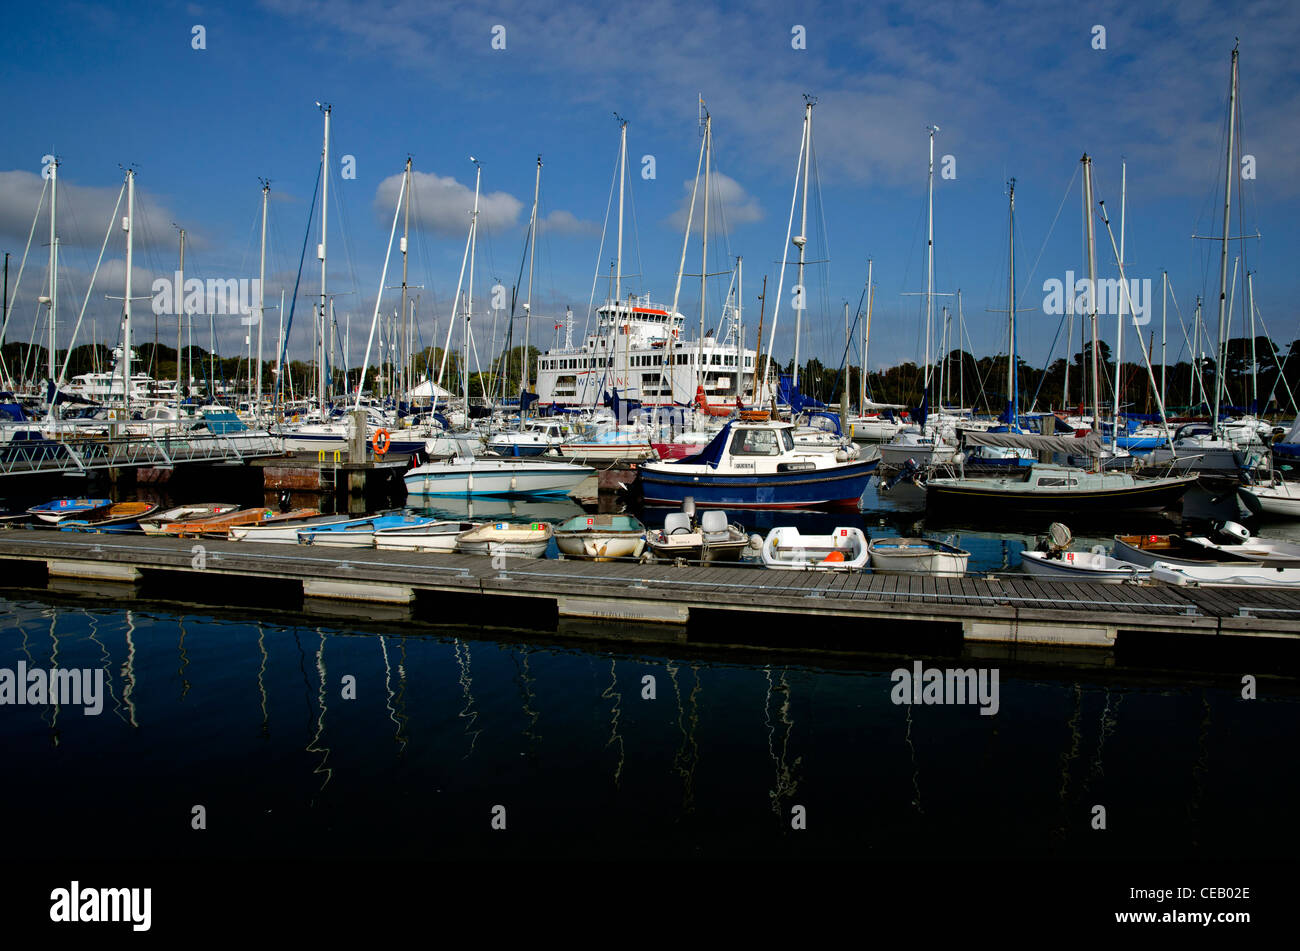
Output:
122 169 135 416
177 229 186 416
792 100 813 392
47 156 58 385
861 258 873 412
399 156 412 408
1112 161 1126 446
1008 178 1018 424
257 180 268 414
1247 269 1257 412
465 159 481 411
698 110 711 398
1082 154 1100 429
926 126 939 403
1160 270 1168 411
1212 45 1238 437
615 117 626 305
524 154 541 400
317 103 331 415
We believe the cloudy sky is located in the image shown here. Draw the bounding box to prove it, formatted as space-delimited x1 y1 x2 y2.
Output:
1 0 1296 382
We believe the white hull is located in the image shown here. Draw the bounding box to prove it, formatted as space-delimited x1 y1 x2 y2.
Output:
848 417 905 443
559 442 655 461
373 521 479 552
1020 550 1149 583
455 523 553 559
554 534 646 560
404 459 592 496
878 441 956 467
761 526 870 571
1151 560 1300 587
867 538 970 577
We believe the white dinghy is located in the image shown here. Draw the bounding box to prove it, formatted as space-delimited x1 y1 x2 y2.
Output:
761 526 870 571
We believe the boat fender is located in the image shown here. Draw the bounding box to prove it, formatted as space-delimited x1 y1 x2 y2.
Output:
373 429 392 455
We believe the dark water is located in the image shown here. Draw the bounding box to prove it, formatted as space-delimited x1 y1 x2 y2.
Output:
3 593 1296 862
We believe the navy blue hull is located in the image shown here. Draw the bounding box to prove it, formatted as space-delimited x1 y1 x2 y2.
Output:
637 458 877 510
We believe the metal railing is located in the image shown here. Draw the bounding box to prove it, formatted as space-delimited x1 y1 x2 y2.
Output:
0 430 282 477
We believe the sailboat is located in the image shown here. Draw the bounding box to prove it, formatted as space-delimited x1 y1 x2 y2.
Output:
879 126 957 468
925 169 1198 517
1146 45 1270 478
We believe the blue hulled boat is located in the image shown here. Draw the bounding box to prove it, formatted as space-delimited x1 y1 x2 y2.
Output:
636 419 877 510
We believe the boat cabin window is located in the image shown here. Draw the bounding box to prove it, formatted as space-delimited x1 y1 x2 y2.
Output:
731 428 787 456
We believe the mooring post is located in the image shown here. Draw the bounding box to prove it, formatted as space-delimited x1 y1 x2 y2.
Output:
348 409 367 463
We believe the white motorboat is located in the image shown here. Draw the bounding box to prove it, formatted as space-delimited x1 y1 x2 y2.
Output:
848 414 904 443
554 513 647 561
878 427 957 468
1238 476 1300 520
1020 549 1151 583
373 520 480 552
761 526 870 571
455 521 553 558
867 536 970 577
404 455 593 497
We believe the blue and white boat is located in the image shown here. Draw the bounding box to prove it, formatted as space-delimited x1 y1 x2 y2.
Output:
486 419 567 457
404 456 593 497
27 498 112 523
636 419 877 510
297 512 433 547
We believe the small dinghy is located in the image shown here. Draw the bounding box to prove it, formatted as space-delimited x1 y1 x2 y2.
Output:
1180 521 1300 567
1151 560 1300 587
1114 530 1269 568
139 503 240 535
157 507 281 537
298 512 433 548
227 510 334 543
1021 549 1150 583
554 513 647 561
27 498 111 524
645 508 749 563
761 526 870 571
59 501 158 530
455 521 553 558
373 520 481 553
867 536 970 577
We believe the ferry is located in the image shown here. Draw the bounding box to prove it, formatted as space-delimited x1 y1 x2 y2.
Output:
533 298 768 410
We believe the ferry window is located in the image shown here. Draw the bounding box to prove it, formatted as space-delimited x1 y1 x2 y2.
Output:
732 428 781 455
781 429 795 451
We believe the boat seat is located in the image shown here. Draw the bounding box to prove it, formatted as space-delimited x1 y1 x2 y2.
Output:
699 510 729 542
664 512 693 535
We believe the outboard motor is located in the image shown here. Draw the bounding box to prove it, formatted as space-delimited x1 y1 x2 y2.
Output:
277 489 292 514
881 458 921 492
1035 522 1072 559
1215 520 1251 544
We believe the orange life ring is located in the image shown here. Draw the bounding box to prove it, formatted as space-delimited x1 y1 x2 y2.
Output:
372 429 392 455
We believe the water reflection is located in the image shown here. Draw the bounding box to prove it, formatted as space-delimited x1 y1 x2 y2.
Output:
1 594 1297 861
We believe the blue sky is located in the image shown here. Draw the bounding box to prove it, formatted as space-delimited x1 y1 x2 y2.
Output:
1 0 1297 383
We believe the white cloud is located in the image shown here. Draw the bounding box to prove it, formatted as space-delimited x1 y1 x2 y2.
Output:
667 171 762 234
374 169 523 236
537 209 600 236
0 169 184 252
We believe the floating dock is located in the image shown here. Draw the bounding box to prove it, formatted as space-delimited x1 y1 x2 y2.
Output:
1 531 1297 654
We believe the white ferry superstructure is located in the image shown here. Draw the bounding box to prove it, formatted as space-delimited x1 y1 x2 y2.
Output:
534 296 764 409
